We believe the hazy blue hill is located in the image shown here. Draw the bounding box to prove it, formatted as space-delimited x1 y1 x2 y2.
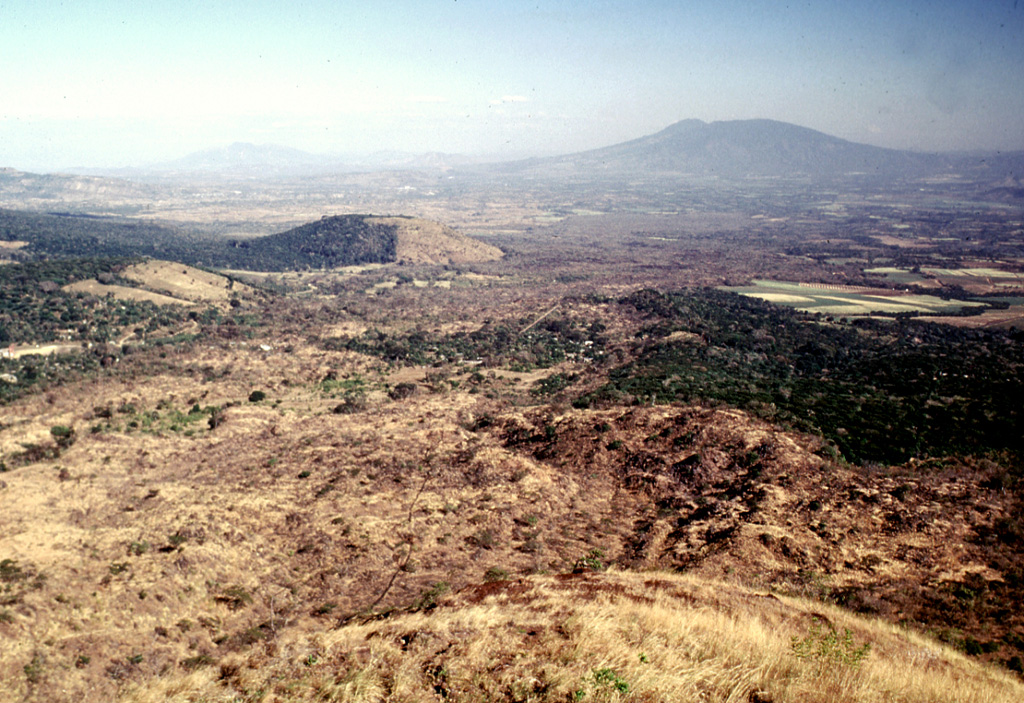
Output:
0 167 157 203
149 142 337 177
497 118 950 179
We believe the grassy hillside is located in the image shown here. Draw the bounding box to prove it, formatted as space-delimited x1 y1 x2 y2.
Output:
379 215 504 265
1 305 1022 700
118 571 1023 703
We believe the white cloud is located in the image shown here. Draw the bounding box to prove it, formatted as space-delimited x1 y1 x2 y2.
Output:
489 95 531 105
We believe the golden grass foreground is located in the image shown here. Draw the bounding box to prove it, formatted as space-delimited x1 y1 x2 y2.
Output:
121 570 1023 703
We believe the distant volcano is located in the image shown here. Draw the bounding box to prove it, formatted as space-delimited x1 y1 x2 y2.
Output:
490 118 1022 181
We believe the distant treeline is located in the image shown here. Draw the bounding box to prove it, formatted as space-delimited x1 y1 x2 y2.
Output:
0 209 187 260
0 210 399 271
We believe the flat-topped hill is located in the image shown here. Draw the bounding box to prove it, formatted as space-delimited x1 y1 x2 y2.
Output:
237 214 503 269
0 209 502 271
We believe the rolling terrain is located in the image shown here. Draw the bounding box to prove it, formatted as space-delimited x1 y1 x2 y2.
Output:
1 263 1023 702
1 119 1023 701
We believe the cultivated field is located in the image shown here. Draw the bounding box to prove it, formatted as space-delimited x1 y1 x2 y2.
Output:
723 280 985 317
869 266 1024 295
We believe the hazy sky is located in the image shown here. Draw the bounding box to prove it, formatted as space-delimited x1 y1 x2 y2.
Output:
2 0 1023 170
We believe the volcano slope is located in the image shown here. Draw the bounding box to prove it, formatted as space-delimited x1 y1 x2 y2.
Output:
0 278 1023 702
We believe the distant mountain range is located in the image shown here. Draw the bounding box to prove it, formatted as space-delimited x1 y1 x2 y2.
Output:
81 144 489 178
10 119 1024 184
151 142 331 176
140 120 1024 182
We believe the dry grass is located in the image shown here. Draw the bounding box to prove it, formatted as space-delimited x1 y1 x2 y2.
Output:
369 216 504 265
730 280 984 315
2 346 1022 701
2 285 1023 702
117 570 1024 703
60 260 254 308
121 260 251 302
63 279 193 306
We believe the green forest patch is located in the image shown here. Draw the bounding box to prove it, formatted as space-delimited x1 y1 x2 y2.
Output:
576 288 1024 465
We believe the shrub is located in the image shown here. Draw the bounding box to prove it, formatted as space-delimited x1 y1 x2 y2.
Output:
24 653 44 684
469 529 496 549
573 549 606 573
49 424 73 439
0 559 25 583
181 654 215 670
215 585 253 610
388 382 418 400
411 581 450 610
333 393 367 414
50 424 75 448
208 408 225 429
484 567 510 582
593 668 630 694
791 618 871 669
248 390 266 402
127 541 150 556
313 602 336 616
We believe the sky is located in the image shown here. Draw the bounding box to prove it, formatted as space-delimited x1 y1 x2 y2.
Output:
1 0 1023 171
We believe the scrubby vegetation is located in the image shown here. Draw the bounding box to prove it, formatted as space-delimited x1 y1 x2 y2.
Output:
331 315 607 370
579 288 1024 465
225 215 397 270
0 257 165 344
0 209 186 261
